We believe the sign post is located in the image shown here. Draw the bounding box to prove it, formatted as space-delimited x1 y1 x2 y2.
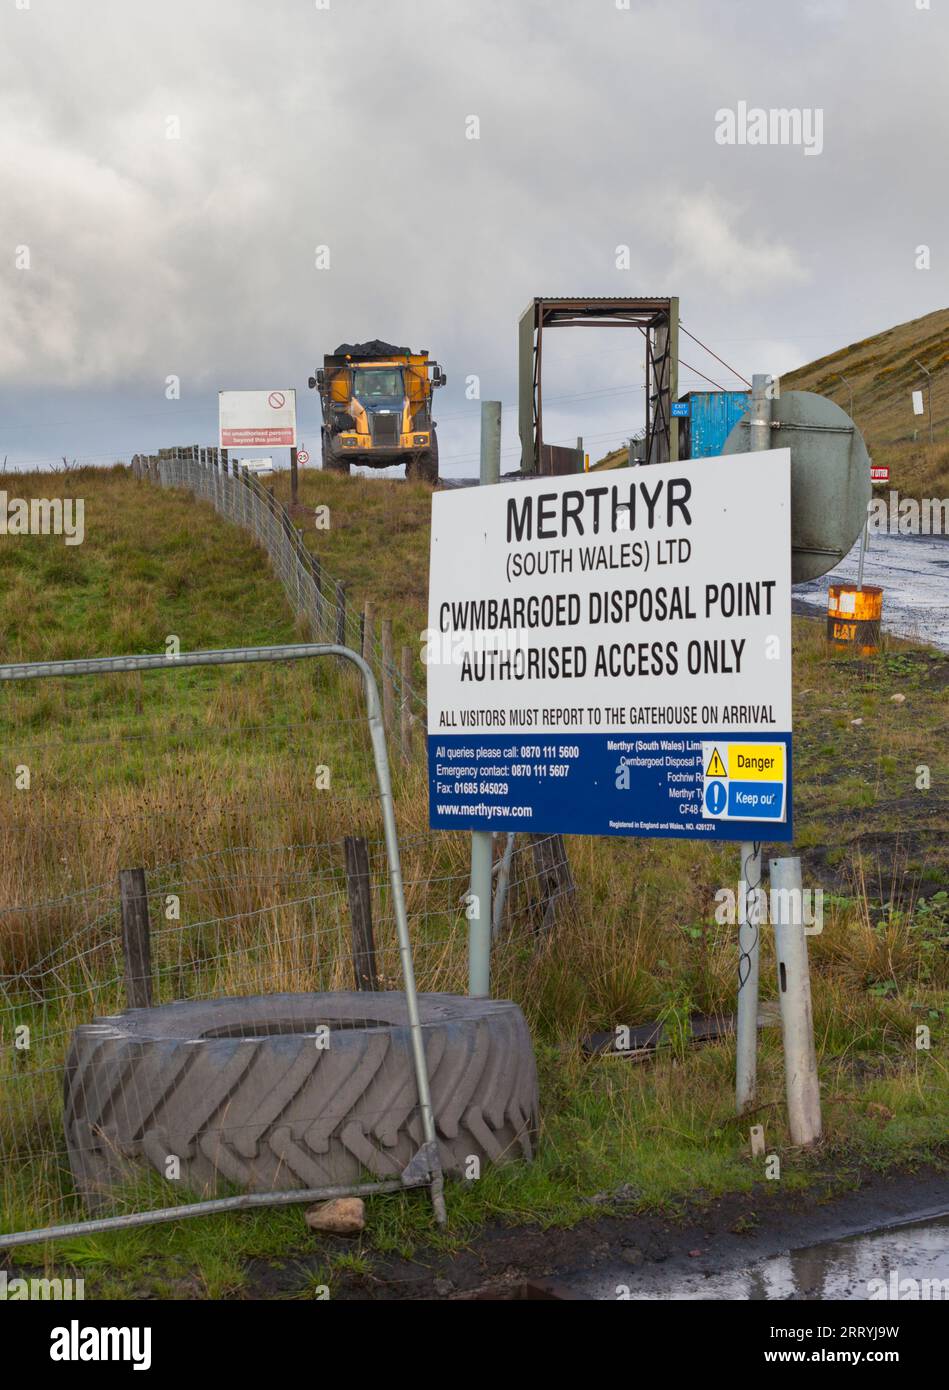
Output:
735 374 770 1111
914 360 934 445
468 402 503 997
770 855 822 1145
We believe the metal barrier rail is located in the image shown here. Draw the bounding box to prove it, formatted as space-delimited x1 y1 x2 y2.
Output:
0 642 446 1248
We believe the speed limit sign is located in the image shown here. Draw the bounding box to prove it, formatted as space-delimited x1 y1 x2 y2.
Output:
297 448 310 465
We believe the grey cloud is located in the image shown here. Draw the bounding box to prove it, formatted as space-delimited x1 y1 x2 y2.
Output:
0 0 946 472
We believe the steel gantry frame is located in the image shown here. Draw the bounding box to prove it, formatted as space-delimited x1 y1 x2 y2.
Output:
517 297 679 473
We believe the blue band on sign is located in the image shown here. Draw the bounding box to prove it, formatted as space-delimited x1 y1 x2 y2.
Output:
727 781 784 819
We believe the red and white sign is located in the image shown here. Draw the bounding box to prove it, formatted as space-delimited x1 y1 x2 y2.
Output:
297 448 310 466
219 389 297 448
870 464 889 484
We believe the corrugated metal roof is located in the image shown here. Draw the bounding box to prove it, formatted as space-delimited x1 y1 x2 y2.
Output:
532 296 673 303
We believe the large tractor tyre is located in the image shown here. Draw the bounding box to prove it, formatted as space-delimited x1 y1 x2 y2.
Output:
321 430 351 475
406 430 439 484
64 991 538 1208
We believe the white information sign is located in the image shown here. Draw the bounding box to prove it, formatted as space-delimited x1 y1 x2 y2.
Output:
426 451 792 841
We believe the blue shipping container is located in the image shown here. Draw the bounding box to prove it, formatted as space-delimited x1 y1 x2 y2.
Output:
679 390 751 458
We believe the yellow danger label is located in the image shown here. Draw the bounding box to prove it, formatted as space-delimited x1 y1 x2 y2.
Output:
727 744 785 781
704 747 727 778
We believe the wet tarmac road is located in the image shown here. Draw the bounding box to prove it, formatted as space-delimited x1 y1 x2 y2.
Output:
794 532 949 651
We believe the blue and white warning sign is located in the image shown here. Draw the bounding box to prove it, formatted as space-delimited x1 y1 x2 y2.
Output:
701 741 787 822
426 450 792 842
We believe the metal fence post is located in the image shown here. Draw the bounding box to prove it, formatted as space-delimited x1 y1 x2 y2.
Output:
381 619 395 733
468 400 502 998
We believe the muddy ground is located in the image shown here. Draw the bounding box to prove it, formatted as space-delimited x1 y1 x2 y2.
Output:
247 1161 948 1300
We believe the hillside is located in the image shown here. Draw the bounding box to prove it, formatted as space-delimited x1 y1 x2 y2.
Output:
782 305 949 500
591 306 949 500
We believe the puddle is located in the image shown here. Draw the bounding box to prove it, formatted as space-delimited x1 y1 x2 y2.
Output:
464 1279 579 1300
587 1213 949 1300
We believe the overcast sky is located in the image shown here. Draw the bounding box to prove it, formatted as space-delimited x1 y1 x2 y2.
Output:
1 0 946 476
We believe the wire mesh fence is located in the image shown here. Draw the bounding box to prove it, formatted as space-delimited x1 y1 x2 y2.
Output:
132 446 426 724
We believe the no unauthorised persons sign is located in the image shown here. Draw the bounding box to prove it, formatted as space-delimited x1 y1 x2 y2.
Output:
219 389 297 448
426 450 792 841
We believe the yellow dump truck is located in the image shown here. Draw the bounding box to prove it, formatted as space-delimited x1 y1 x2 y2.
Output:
309 340 446 481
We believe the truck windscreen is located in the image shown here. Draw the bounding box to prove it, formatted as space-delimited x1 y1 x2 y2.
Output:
352 369 403 399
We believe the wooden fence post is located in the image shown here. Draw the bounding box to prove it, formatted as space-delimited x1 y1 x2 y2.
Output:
335 582 347 646
307 551 323 637
344 836 377 990
529 835 577 934
361 600 373 663
119 867 154 1008
381 619 395 733
400 645 413 759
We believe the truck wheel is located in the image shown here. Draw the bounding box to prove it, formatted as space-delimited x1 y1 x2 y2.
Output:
407 430 439 483
64 991 538 1208
322 431 350 475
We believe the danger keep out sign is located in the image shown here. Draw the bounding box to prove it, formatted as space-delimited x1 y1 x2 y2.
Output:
426 450 792 842
219 390 297 449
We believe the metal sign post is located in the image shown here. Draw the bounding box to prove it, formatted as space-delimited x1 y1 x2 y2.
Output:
914 360 934 445
856 514 869 592
468 401 502 997
735 374 770 1111
770 856 822 1145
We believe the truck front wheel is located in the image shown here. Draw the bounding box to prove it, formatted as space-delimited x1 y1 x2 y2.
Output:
406 429 439 483
322 430 351 475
